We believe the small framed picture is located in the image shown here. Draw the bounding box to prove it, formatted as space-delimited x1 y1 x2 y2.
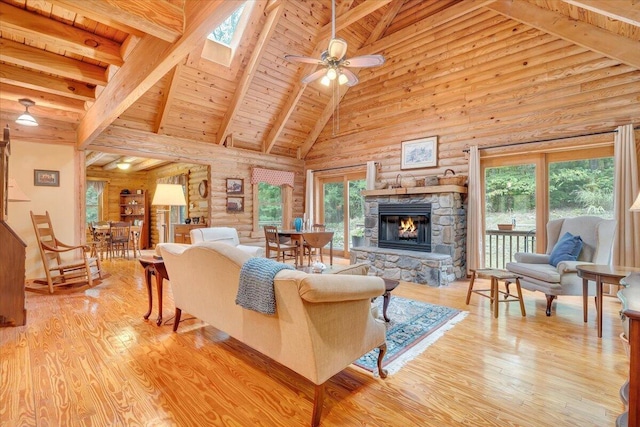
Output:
34 169 60 186
401 136 438 169
226 178 243 194
226 196 244 213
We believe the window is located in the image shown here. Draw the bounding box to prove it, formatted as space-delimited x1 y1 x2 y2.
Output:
86 180 107 224
482 146 614 268
202 2 250 67
258 182 282 227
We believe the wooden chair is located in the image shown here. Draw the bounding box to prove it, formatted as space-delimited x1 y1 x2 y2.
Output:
129 221 143 258
90 221 111 260
302 231 334 266
264 225 299 267
28 211 103 294
109 221 131 259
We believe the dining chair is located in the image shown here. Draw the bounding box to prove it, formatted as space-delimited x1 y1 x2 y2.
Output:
264 225 299 267
302 231 334 266
91 221 111 260
109 221 131 259
129 221 143 258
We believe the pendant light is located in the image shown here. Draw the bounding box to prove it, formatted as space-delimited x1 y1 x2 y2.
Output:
16 99 38 127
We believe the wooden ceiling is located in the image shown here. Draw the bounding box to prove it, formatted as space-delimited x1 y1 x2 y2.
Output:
0 0 638 171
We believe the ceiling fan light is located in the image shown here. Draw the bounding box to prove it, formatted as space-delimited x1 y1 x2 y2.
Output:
338 72 348 85
320 75 331 86
326 68 337 80
328 38 348 60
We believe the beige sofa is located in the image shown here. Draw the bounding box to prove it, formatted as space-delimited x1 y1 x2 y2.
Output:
189 226 264 257
157 242 387 426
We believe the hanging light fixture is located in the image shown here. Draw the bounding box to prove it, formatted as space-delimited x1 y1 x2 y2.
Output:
15 99 38 127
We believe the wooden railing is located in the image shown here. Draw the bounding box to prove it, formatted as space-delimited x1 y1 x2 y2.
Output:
485 229 536 270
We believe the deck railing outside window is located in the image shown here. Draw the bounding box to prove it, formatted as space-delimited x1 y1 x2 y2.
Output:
485 229 536 270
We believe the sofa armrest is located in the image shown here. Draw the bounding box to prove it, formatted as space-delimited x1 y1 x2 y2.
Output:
157 243 191 257
514 252 550 264
293 273 385 303
236 244 264 257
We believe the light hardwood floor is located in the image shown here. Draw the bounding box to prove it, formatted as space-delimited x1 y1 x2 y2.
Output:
1 256 629 426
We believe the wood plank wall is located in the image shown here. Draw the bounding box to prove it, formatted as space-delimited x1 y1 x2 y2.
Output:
304 9 640 180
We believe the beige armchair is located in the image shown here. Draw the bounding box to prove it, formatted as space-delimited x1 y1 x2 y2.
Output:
506 216 616 316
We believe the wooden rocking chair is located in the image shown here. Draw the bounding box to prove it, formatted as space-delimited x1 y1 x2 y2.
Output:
27 211 104 294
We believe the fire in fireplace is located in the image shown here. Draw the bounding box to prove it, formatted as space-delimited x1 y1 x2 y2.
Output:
378 203 431 252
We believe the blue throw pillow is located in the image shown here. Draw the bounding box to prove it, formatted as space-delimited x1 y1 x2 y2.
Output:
549 232 583 267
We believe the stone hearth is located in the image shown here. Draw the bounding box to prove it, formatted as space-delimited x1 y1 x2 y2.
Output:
351 186 467 286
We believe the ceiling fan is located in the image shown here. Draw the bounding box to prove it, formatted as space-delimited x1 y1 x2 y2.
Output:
284 0 385 87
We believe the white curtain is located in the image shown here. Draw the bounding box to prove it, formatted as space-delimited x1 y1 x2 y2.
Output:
305 169 314 228
365 161 377 190
87 180 106 195
613 124 640 267
466 146 484 273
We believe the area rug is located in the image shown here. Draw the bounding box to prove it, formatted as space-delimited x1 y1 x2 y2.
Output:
353 296 467 375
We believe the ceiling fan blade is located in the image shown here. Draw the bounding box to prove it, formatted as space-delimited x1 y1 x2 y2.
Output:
284 54 323 65
340 68 359 87
301 68 328 84
343 54 386 68
328 38 348 61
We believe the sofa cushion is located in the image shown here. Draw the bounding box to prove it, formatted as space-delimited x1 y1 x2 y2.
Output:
328 262 370 276
549 232 583 267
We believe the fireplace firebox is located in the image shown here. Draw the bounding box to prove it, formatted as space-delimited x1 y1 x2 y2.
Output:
378 203 431 252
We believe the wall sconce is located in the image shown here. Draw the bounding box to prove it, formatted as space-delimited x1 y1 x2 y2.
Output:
15 99 38 127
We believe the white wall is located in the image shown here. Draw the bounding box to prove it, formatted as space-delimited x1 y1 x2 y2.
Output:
7 140 78 279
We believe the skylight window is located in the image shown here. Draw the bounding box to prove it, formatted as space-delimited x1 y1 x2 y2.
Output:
207 4 246 47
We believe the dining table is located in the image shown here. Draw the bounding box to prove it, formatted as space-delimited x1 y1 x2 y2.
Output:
277 229 334 267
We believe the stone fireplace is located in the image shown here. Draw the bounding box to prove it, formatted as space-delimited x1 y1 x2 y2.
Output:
351 187 467 286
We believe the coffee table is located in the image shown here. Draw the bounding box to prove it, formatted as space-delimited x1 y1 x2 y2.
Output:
577 264 640 338
380 278 400 322
138 256 169 326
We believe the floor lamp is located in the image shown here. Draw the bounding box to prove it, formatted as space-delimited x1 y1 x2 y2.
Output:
151 184 186 244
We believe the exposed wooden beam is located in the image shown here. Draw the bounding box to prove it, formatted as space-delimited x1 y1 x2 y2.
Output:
47 0 184 43
154 65 181 134
85 151 107 166
365 0 405 44
128 158 167 172
216 0 280 145
0 83 86 113
486 0 640 70
317 0 394 39
361 0 495 55
76 1 240 149
560 0 640 27
0 64 96 102
0 38 108 86
0 2 123 66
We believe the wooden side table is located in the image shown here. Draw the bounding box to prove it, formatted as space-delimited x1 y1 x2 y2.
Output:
466 269 526 318
138 256 169 326
576 264 640 338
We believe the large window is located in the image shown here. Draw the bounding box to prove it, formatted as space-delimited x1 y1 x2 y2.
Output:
258 182 282 227
482 146 614 268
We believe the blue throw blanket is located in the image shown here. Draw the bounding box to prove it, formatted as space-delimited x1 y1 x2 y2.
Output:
236 258 295 315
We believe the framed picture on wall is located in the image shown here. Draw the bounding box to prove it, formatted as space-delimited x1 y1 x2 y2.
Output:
226 196 244 213
34 169 60 186
401 136 438 169
226 178 243 194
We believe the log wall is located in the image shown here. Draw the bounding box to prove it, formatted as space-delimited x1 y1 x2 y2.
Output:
304 9 640 181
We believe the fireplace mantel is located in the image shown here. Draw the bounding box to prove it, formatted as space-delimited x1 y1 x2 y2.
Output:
362 185 466 197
